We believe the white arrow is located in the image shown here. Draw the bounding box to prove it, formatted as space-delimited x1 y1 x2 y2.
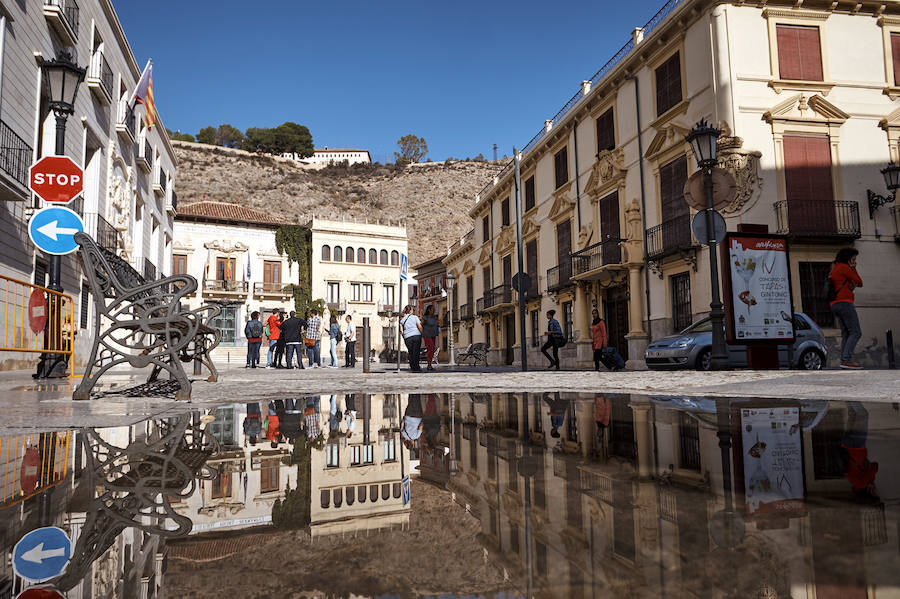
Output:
36 220 79 241
21 542 65 563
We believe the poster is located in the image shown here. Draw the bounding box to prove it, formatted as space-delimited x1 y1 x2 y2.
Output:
726 235 793 342
741 407 804 515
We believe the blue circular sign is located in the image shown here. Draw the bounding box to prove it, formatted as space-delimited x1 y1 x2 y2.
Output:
28 206 85 256
12 527 72 582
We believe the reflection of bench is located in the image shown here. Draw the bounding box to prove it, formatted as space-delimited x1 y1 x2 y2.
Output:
72 232 221 401
457 342 488 366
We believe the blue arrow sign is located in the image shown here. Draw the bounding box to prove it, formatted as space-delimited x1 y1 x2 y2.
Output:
400 253 408 281
13 527 71 582
28 206 84 256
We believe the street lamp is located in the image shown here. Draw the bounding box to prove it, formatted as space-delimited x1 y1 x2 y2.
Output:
867 162 900 218
445 273 456 366
685 118 728 371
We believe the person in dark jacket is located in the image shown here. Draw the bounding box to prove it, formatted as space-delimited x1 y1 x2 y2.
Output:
280 311 306 369
273 311 287 368
244 402 262 445
244 311 264 368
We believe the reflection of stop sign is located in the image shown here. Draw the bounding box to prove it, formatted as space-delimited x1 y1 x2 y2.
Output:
28 288 47 334
29 156 83 204
20 448 41 494
16 587 66 599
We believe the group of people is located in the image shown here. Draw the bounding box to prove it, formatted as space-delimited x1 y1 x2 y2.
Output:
244 308 358 369
539 308 623 372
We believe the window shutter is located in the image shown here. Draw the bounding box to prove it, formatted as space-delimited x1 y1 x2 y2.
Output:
659 156 688 221
655 52 682 116
596 108 615 153
524 176 535 211
777 25 822 81
502 198 510 226
892 33 900 85
556 219 571 265
783 134 836 234
554 147 568 188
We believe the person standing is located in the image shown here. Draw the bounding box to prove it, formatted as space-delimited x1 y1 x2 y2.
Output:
328 315 341 368
274 311 287 368
591 308 608 371
541 309 564 370
265 308 281 367
830 248 864 369
400 305 423 372
305 309 323 368
280 311 305 369
344 315 357 368
421 305 440 370
244 311 264 368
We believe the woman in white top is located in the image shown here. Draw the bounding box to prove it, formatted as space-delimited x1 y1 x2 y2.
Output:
399 305 423 373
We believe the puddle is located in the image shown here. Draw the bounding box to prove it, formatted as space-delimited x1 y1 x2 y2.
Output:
1 392 898 598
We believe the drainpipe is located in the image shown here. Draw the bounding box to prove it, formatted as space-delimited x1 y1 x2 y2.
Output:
573 121 582 231
627 75 652 331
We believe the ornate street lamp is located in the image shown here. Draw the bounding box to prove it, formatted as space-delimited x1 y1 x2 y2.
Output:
685 119 728 370
867 162 900 218
445 273 456 366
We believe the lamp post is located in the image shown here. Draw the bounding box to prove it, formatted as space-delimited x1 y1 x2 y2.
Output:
867 162 900 218
685 119 728 371
445 273 456 366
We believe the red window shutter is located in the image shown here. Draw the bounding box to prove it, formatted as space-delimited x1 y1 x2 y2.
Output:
891 33 900 85
659 156 688 221
777 24 823 81
783 134 836 233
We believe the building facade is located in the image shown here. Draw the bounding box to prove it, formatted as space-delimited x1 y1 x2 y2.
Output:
413 255 449 362
283 147 371 168
0 0 176 369
444 0 900 369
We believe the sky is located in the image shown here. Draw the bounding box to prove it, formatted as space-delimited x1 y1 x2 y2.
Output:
113 0 669 164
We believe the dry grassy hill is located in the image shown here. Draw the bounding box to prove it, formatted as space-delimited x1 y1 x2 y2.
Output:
172 141 503 263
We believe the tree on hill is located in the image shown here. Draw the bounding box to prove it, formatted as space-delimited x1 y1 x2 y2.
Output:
394 134 428 164
215 124 245 148
196 126 216 145
166 128 195 142
243 122 314 156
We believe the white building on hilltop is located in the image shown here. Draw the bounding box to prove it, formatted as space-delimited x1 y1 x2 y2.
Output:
283 147 371 168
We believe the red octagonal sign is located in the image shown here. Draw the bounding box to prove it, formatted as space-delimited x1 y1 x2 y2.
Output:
29 156 83 204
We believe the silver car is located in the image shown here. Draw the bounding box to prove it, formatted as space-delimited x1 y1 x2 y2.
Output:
645 312 827 371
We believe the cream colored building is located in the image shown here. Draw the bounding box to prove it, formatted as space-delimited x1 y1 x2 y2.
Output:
310 217 409 356
283 147 372 168
444 0 900 369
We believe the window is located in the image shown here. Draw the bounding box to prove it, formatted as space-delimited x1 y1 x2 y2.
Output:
334 246 343 262
485 323 490 347
380 249 388 264
216 257 235 281
390 250 399 265
655 51 682 116
783 134 836 233
553 147 568 189
671 272 692 332
173 254 187 275
556 219 571 268
596 107 615 153
326 442 339 468
346 247 354 263
370 485 378 502
531 310 540 347
260 458 279 492
357 248 366 263
659 155 690 247
524 175 535 211
466 275 473 309
383 285 395 307
362 283 373 302
562 301 574 341
776 24 823 81
482 267 491 299
351 445 361 466
525 240 537 294
369 248 377 264
321 489 330 508
79 281 90 329
891 33 900 86
798 262 834 327
364 445 374 464
263 261 281 285
327 282 340 303
501 197 510 226
678 412 701 472
393 482 402 498
321 244 331 261
211 472 231 498
351 283 361 301
384 439 396 461
482 215 490 242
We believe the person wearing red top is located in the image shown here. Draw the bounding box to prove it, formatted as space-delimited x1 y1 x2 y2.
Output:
829 248 864 369
591 308 608 371
265 309 282 367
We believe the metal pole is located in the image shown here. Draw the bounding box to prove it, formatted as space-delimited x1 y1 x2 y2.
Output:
397 270 403 373
513 149 528 372
705 167 728 370
888 329 895 369
47 112 67 359
448 289 455 366
362 316 371 373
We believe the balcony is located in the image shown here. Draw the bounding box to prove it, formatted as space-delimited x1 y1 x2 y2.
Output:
0 118 33 193
442 308 457 326
166 189 177 214
254 281 291 299
377 301 398 315
43 0 79 45
136 136 152 172
475 297 485 315
153 169 166 198
86 51 113 104
483 283 514 312
116 100 136 144
646 214 695 261
546 260 574 293
774 200 861 240
139 257 156 281
459 302 474 321
327 299 347 313
83 212 118 252
892 206 900 242
419 284 444 300
203 279 249 296
572 238 623 279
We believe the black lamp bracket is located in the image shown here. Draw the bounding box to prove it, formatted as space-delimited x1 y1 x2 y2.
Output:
867 188 896 219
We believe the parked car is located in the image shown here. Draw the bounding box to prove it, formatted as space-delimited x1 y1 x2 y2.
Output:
645 312 826 371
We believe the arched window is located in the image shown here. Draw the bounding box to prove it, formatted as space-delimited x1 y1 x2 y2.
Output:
321 245 331 261
380 250 388 265
393 482 401 498
320 490 330 508
357 485 367 503
369 484 378 502
346 486 355 505
381 483 390 500
369 249 377 264
333 488 343 508
346 247 354 263
334 246 343 262
357 248 366 263
390 250 399 266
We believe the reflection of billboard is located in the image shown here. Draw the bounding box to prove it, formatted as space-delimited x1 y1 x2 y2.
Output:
741 407 804 515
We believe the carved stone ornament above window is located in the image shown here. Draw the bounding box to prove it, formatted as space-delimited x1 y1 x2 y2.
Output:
172 239 193 252
714 121 764 215
547 181 576 223
585 148 626 201
762 93 849 125
521 214 540 240
478 244 492 266
645 122 691 162
495 225 515 255
462 260 476 276
203 240 249 253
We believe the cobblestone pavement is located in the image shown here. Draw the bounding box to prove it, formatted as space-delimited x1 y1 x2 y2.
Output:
1 361 897 433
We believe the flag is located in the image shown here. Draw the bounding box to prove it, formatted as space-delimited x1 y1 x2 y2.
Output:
132 60 159 128
246 254 251 281
205 248 210 279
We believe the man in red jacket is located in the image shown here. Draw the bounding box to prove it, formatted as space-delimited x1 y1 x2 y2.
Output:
829 248 864 369
266 309 282 368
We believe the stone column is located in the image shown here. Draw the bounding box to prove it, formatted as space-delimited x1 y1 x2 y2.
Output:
630 400 653 479
625 265 650 370
574 282 593 368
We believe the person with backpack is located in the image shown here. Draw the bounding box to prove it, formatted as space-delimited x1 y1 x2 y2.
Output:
328 315 342 368
829 247 864 369
591 308 608 371
541 309 565 370
244 311 264 368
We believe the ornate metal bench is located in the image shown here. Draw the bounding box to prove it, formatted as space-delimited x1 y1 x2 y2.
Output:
73 232 222 401
457 342 489 366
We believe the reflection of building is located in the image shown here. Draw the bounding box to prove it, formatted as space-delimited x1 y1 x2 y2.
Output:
442 0 900 368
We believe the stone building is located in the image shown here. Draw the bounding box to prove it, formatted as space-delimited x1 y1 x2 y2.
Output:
0 0 176 369
413 255 449 362
444 0 900 368
282 147 371 168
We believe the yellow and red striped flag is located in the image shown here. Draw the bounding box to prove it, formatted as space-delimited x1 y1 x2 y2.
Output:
133 60 159 128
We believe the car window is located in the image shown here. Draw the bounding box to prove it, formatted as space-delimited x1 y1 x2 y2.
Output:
794 314 810 330
682 319 712 334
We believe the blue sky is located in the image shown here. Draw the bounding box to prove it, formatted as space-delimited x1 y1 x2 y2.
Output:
114 0 668 163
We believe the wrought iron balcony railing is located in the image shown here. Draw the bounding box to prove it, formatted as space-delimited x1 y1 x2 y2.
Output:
377 301 398 314
116 100 135 141
546 260 574 292
254 282 289 296
485 283 513 309
774 200 861 239
83 212 118 252
44 0 80 41
0 118 32 190
476 297 485 315
646 214 694 260
88 50 113 101
327 300 347 313
140 257 156 281
203 279 248 293
572 238 622 275
459 302 474 321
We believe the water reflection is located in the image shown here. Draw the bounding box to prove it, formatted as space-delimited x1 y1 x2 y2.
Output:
0 393 898 598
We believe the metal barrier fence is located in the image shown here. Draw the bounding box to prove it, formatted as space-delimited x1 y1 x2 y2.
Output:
0 430 72 506
1 273 74 376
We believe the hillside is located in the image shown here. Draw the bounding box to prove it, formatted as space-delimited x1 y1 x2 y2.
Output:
172 141 503 263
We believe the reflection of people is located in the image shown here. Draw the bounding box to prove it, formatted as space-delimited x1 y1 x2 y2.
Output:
422 393 442 448
543 392 568 438
345 394 357 438
265 400 282 447
401 393 424 448
303 396 321 440
329 395 343 437
281 398 304 444
841 401 879 501
244 402 262 446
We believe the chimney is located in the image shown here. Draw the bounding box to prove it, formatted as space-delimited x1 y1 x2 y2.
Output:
581 80 591 96
545 119 553 133
632 27 644 45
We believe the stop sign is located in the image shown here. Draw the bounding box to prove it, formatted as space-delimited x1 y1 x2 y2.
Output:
29 156 83 204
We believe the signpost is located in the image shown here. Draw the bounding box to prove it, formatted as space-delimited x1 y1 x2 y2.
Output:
19 448 41 494
401 474 411 506
28 289 47 334
12 527 72 583
28 206 84 256
29 156 83 205
691 209 726 246
396 253 408 373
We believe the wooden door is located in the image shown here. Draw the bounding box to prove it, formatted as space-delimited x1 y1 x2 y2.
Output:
783 134 837 234
263 261 281 284
604 285 629 358
216 257 236 281
600 191 621 264
502 254 512 285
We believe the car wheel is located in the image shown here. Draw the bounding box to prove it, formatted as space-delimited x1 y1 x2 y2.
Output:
799 349 824 370
696 349 712 371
